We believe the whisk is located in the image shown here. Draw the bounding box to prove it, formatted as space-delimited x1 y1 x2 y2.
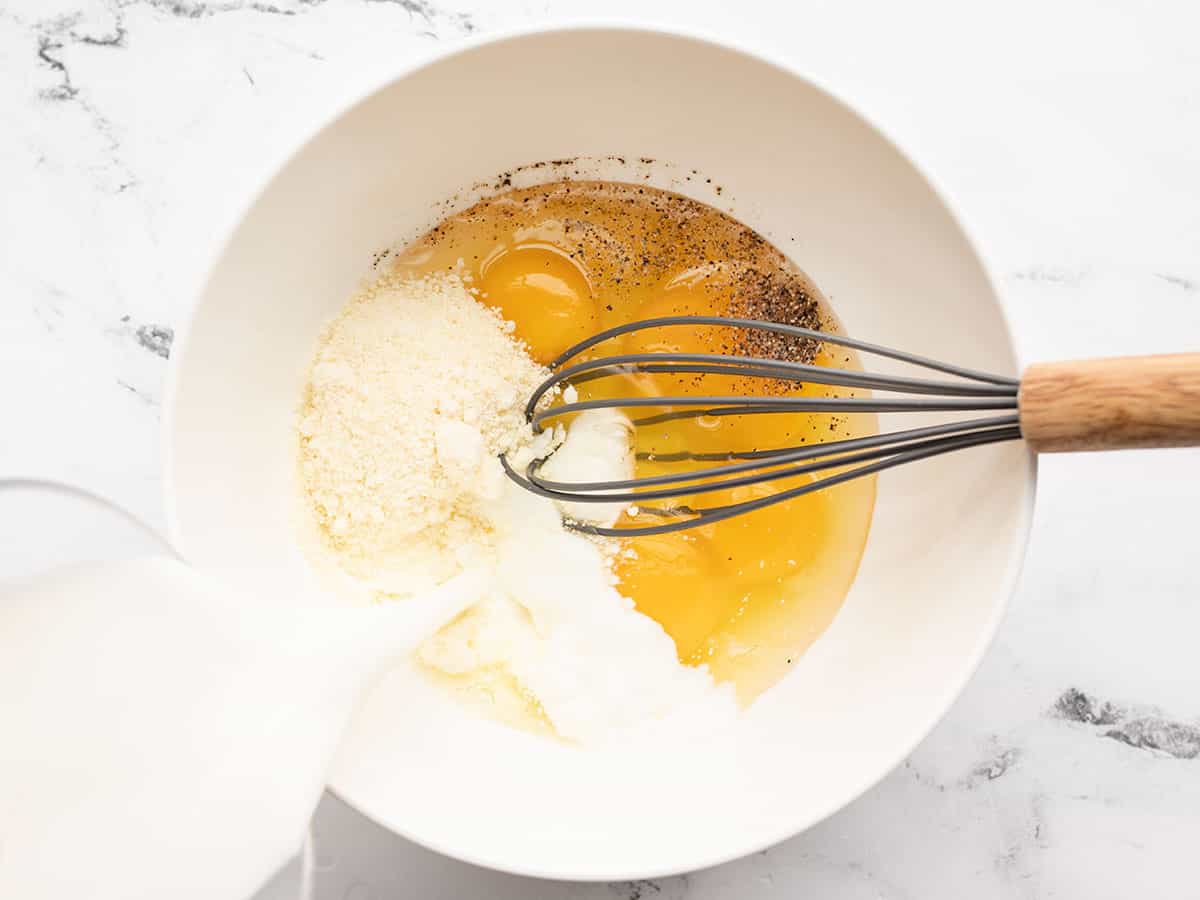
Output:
500 316 1200 537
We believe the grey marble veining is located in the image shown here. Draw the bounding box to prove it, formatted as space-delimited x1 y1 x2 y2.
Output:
2 1 1199 897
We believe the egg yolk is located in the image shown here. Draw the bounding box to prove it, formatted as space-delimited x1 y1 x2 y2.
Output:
480 245 597 364
614 531 726 659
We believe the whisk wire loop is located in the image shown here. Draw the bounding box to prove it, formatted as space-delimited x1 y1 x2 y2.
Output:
546 316 1020 386
501 316 1024 536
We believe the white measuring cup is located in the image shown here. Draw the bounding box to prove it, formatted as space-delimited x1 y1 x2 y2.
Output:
0 479 480 900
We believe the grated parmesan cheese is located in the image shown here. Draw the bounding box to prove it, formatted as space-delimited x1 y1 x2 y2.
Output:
298 271 548 595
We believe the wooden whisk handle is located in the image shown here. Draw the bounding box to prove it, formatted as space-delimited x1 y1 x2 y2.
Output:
1019 353 1200 452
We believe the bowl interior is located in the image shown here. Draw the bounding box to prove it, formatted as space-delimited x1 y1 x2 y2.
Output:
165 28 1034 880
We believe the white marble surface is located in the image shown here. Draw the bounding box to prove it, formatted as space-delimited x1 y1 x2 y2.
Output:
3 1 1200 897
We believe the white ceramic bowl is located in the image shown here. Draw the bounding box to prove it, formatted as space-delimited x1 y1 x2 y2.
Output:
165 26 1035 881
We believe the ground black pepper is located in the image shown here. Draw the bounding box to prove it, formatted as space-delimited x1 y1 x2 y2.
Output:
403 178 849 400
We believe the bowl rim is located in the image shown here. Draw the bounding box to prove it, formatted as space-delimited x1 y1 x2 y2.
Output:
162 20 1039 881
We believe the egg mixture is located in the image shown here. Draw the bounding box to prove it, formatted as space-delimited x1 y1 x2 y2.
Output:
392 180 876 702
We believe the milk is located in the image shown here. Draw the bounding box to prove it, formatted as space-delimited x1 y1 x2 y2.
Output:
0 557 482 900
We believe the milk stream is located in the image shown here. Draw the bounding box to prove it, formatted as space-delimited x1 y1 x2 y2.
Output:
0 557 483 900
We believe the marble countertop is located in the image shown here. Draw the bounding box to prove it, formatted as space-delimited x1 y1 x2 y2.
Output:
2 1 1199 897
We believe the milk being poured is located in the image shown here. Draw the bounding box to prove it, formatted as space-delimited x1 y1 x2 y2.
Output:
0 557 481 900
